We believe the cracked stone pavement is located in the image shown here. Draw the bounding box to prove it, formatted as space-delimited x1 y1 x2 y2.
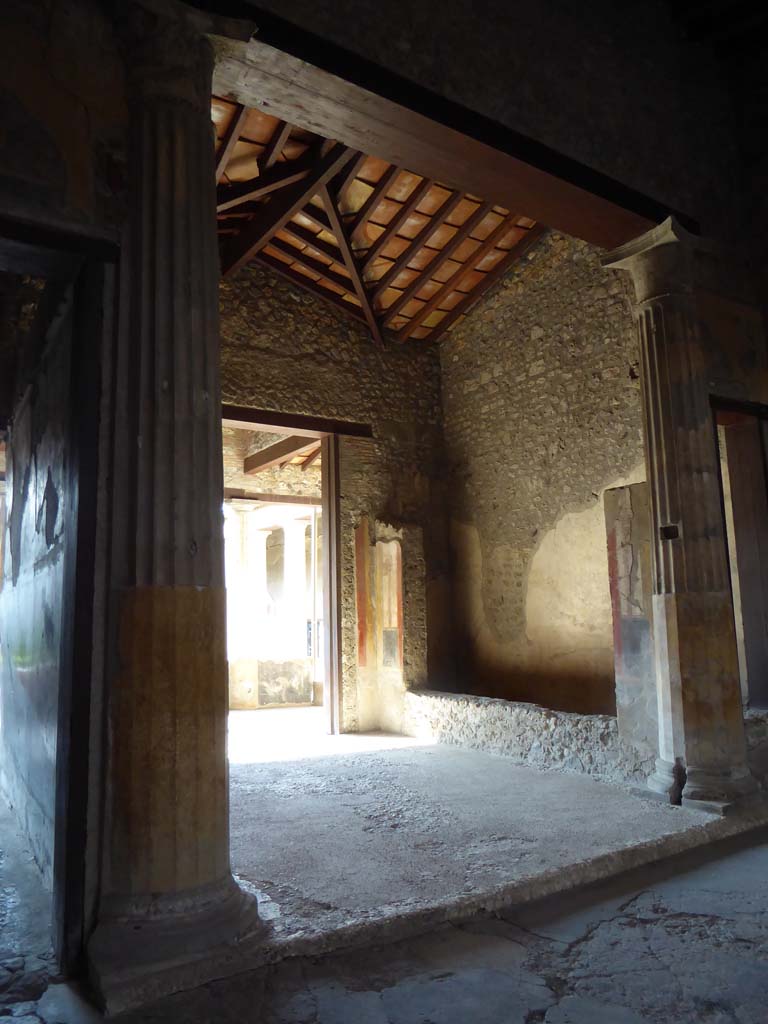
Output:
4 829 764 1023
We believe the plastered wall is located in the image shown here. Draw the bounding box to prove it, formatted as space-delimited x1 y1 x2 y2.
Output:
441 231 645 714
0 0 126 236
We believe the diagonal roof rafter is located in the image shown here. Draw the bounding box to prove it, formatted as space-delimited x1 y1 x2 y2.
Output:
221 143 358 277
319 184 383 345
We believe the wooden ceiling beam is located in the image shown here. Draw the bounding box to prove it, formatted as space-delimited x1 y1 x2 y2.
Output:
244 434 321 474
397 215 525 341
259 119 293 170
372 189 463 301
215 40 671 249
221 144 356 276
320 184 383 345
350 165 401 241
254 251 367 324
382 200 494 324
266 237 352 292
302 445 322 470
216 158 315 213
362 176 433 270
215 103 249 183
428 223 546 343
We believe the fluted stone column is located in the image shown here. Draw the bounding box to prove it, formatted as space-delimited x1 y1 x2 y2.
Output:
604 219 754 810
89 3 259 1009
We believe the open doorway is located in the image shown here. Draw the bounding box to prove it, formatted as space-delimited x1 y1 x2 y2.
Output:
224 498 324 710
221 413 340 757
716 401 768 710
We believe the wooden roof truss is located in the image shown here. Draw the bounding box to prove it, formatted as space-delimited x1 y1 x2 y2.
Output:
214 98 544 344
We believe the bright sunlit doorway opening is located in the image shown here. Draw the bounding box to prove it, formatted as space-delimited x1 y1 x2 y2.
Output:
222 418 330 761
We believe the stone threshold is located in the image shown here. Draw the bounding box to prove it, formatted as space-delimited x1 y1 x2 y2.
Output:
100 797 768 1015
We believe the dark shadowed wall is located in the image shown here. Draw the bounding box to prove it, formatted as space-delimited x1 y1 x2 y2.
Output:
247 0 742 242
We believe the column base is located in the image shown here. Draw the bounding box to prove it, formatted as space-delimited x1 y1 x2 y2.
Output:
88 874 264 1015
682 765 757 815
647 757 685 804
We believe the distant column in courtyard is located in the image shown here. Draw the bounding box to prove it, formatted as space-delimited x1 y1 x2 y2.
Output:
89 2 259 1008
604 218 754 810
246 521 272 637
283 518 309 659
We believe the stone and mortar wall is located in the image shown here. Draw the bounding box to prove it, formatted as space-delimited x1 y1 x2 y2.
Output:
404 691 654 784
219 263 448 730
441 231 645 715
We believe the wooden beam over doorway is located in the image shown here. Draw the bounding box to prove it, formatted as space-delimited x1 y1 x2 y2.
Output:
222 404 374 440
224 488 322 505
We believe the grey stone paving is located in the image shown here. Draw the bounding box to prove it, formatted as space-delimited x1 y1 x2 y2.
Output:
115 832 768 1024
3 831 766 1022
0 799 55 1016
3 744 768 1022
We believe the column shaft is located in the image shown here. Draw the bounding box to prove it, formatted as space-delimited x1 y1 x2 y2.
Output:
605 220 753 809
89 4 259 1010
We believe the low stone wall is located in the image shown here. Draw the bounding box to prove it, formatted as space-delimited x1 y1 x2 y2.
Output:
403 690 654 784
229 658 313 709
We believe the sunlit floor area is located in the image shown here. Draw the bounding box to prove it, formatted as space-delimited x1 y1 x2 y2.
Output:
228 718 730 952
228 706 423 764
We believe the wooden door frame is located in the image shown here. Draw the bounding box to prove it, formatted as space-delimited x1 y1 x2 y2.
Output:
321 434 342 734
53 260 109 973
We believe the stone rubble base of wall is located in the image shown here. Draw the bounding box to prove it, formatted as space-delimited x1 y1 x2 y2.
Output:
403 690 655 784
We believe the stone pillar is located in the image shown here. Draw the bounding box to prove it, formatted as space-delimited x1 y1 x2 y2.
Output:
283 519 309 658
246 521 271 626
604 219 753 810
89 3 259 1010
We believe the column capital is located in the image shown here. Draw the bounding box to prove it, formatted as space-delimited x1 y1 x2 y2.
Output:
601 217 698 304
